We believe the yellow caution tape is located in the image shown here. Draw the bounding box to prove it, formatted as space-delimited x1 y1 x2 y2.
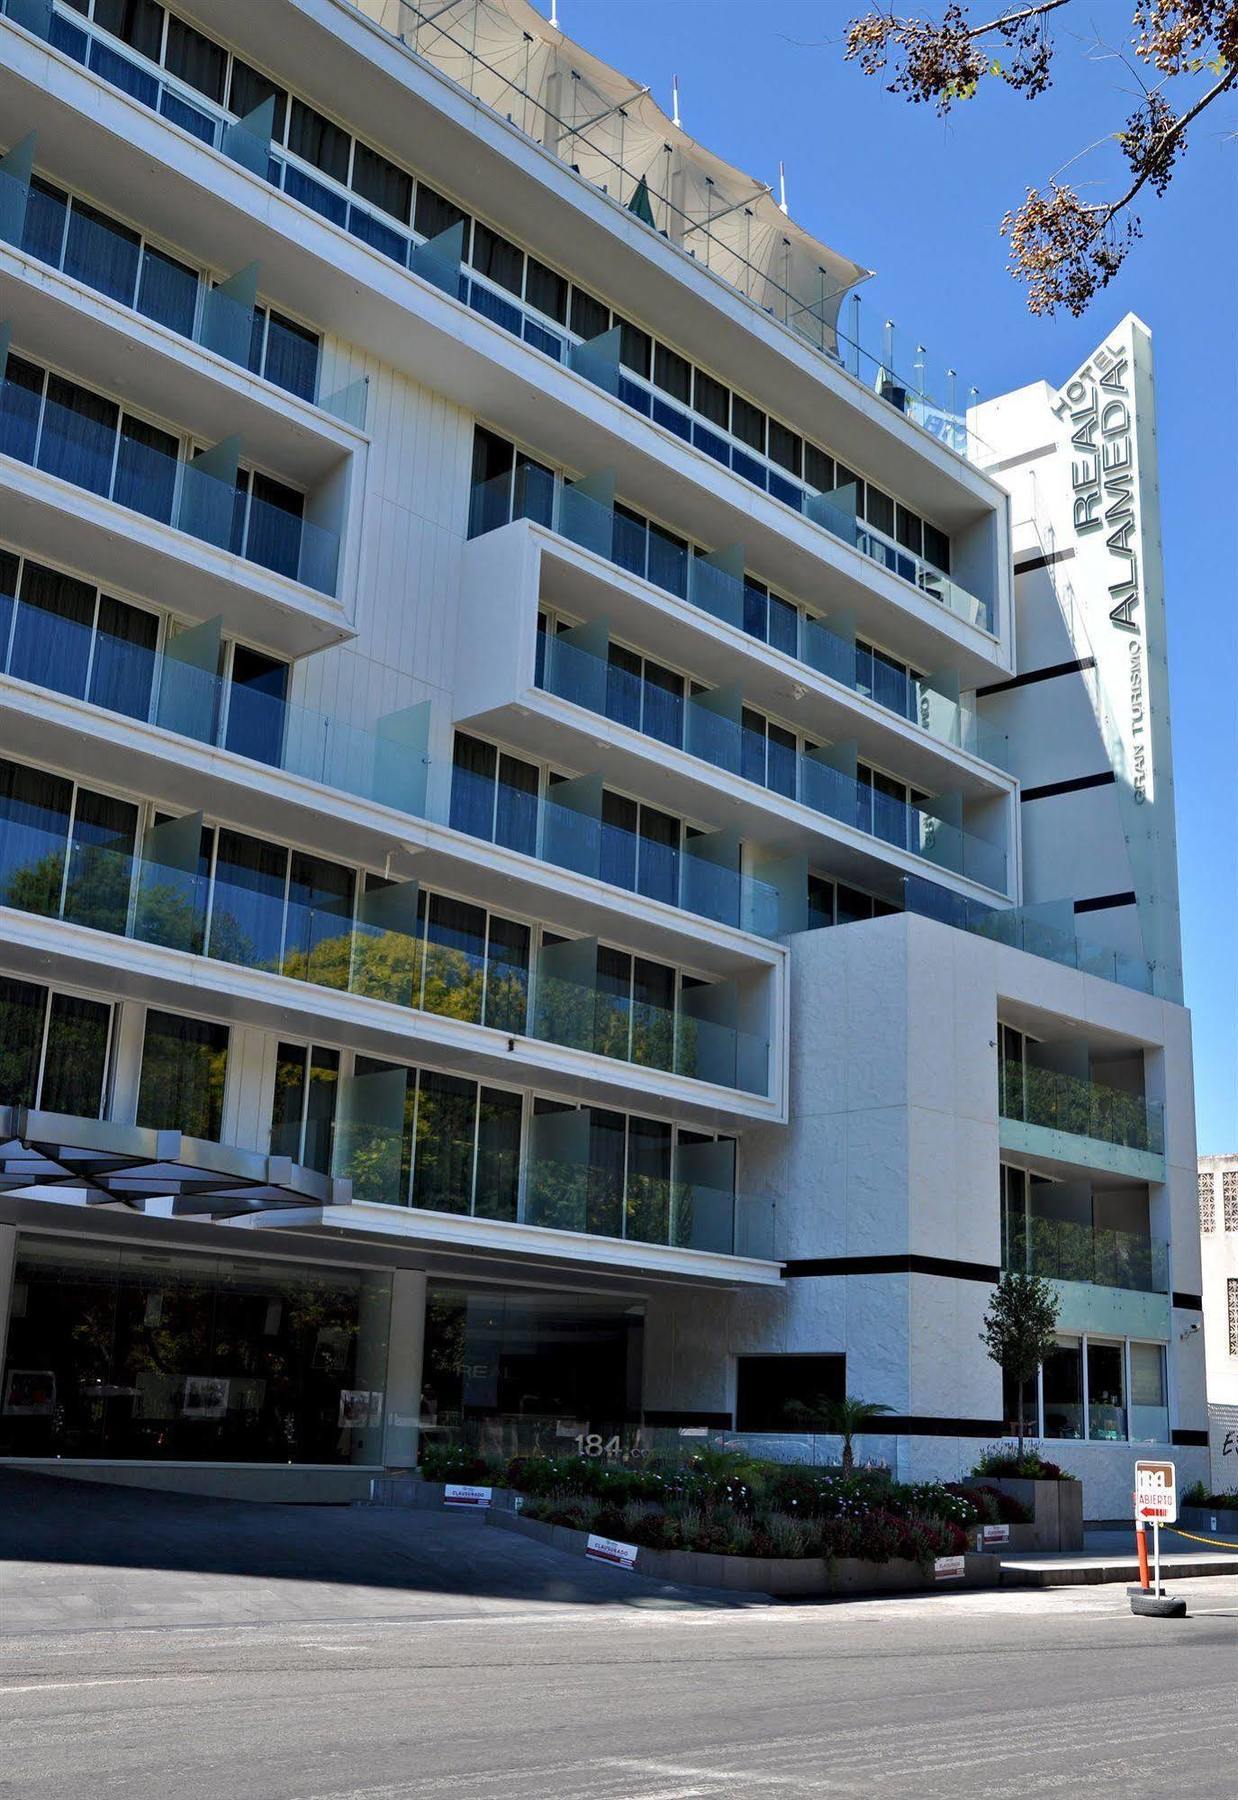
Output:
1161 1524 1238 1551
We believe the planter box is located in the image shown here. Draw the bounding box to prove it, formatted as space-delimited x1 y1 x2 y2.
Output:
366 1477 523 1512
980 1478 1084 1551
487 1511 998 1596
1181 1504 1238 1536
969 1521 1040 1555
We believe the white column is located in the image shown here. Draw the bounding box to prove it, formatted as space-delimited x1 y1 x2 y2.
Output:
382 1267 427 1469
0 1222 17 1382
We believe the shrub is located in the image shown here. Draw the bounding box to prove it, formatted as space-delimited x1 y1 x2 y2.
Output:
971 1445 1078 1482
1182 1480 1238 1508
764 1513 810 1559
419 1443 503 1485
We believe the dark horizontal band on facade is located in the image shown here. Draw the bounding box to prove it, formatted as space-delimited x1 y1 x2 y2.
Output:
1014 547 1076 574
1074 891 1138 914
976 656 1095 698
782 1255 999 1284
1171 1428 1209 1447
643 1410 732 1430
1020 770 1116 803
1173 1292 1204 1312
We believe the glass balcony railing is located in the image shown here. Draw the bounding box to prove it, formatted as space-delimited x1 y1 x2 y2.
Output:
535 627 1007 892
531 967 769 1097
522 1160 776 1260
469 470 1005 764
0 380 341 594
1 152 372 430
1000 1061 1165 1157
448 761 784 935
0 592 428 815
0 815 767 1098
903 875 1160 998
1009 1217 1170 1295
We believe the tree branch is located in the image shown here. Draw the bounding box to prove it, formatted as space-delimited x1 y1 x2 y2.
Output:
1091 59 1238 229
965 0 1072 41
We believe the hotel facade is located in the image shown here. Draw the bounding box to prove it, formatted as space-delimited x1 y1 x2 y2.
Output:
0 0 1206 1516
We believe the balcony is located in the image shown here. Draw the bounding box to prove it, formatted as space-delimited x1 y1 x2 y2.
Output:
0 807 772 1109
0 370 340 594
1 1 1009 674
0 139 368 432
530 627 1007 896
1009 1217 1169 1295
469 468 1006 755
998 1061 1165 1181
333 1071 776 1261
904 876 1160 999
0 591 429 815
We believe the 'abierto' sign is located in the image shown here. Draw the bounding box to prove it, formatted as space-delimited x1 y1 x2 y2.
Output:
1133 1459 1176 1524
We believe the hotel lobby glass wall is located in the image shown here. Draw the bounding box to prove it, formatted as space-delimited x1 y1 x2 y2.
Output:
0 1238 391 1464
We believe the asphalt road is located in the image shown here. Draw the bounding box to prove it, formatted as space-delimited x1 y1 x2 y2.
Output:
1 1473 1235 1799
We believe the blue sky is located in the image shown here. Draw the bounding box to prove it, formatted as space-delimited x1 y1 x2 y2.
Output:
539 0 1237 1152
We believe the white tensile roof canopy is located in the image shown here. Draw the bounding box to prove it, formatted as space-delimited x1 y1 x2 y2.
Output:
358 0 872 353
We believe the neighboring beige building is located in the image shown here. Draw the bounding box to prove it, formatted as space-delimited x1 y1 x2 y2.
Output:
1198 1153 1238 1493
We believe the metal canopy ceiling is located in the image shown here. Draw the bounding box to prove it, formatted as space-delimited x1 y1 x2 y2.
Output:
0 1108 351 1218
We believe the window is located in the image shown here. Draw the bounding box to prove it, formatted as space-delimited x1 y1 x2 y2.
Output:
692 368 729 430
0 976 111 1117
450 733 540 858
569 287 609 343
228 58 288 141
653 343 692 404
526 257 567 325
767 419 803 478
352 142 413 225
271 1041 339 1172
735 1354 846 1432
471 222 524 298
136 1008 229 1141
288 99 351 184
164 15 226 103
1086 1340 1126 1440
1199 1171 1216 1231
1042 1339 1084 1440
413 182 468 244
93 0 165 62
616 319 652 380
731 394 765 454
225 645 288 766
251 307 319 404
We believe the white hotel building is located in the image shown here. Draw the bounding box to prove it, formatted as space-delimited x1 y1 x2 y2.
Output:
0 0 1206 1514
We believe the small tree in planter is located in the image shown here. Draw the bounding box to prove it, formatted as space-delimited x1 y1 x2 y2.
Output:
980 1272 1060 1459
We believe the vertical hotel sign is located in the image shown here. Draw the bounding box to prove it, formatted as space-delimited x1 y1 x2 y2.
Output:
1048 317 1181 1000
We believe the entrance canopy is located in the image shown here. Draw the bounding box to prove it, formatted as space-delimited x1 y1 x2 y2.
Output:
357 0 871 353
0 1108 349 1218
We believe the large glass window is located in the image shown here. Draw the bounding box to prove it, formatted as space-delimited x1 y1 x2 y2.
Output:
0 978 111 1117
136 1007 228 1140
735 1354 846 1432
0 1239 390 1465
270 1040 339 1172
1087 1340 1127 1441
1042 1339 1084 1440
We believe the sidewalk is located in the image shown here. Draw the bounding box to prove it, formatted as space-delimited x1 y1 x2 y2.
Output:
1000 1526 1238 1587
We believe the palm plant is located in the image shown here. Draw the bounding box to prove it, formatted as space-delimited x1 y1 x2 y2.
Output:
818 1395 896 1473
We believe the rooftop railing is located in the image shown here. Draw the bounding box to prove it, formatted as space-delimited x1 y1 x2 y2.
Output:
350 0 996 467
